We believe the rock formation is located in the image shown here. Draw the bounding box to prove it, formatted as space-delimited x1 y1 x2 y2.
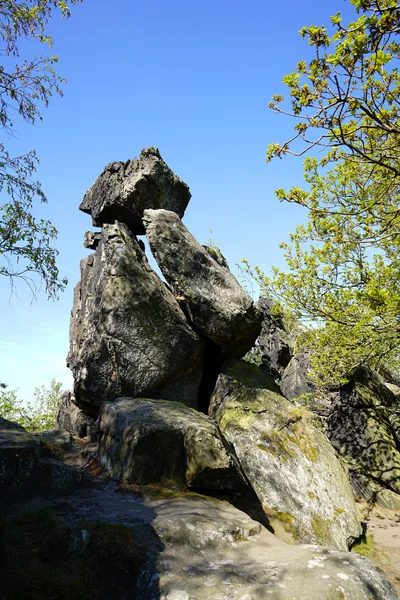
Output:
327 366 400 509
143 208 263 357
79 147 191 235
35 148 399 596
98 397 245 490
210 359 362 550
65 148 261 422
67 221 204 414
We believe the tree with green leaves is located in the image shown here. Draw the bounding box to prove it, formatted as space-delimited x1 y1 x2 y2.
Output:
259 0 400 386
0 379 63 430
0 1 81 298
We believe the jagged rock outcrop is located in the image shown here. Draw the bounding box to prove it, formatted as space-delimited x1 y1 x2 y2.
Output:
327 366 400 508
80 147 191 235
98 397 245 491
83 230 101 250
143 209 263 357
209 359 362 550
280 350 315 401
57 391 95 437
67 221 204 413
255 296 293 375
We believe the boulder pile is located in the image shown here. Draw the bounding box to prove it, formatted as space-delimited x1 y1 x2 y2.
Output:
48 148 399 597
64 147 262 417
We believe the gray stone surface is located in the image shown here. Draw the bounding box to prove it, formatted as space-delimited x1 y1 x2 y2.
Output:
31 428 73 449
143 209 263 357
203 244 230 269
83 230 101 250
98 397 245 490
280 351 315 401
80 147 191 234
327 366 400 506
45 485 397 600
67 221 204 412
255 296 293 375
210 359 362 550
57 390 95 438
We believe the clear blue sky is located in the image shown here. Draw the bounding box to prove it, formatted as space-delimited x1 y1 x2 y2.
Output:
0 0 355 401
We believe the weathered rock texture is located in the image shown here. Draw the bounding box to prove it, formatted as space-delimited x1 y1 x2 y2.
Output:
0 417 40 504
83 230 101 250
280 351 315 401
67 221 204 413
98 397 245 490
56 486 397 600
210 359 362 550
0 417 81 505
255 296 293 375
327 366 400 508
80 147 191 235
57 391 95 437
143 209 263 357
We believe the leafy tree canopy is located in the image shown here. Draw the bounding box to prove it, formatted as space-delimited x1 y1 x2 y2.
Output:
258 0 400 386
0 1 81 298
0 378 63 430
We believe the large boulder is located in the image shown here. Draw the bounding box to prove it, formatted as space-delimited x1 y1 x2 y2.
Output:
98 397 245 491
79 147 191 235
143 209 263 357
0 417 40 504
67 221 204 413
327 366 400 508
209 359 362 550
0 418 81 505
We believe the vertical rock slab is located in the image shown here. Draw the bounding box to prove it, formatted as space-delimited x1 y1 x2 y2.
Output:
67 222 204 413
79 147 191 235
327 366 400 507
143 209 263 357
210 359 362 550
57 391 95 438
255 296 293 375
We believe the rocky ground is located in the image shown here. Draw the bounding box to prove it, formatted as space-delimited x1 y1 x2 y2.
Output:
2 437 396 600
356 500 400 595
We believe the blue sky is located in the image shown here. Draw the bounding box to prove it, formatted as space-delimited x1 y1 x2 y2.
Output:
0 0 355 401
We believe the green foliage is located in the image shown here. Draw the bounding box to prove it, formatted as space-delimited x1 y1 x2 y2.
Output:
262 0 400 386
0 379 63 430
0 1 81 298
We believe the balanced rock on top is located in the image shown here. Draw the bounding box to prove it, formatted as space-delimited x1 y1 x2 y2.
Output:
143 208 263 357
79 147 191 235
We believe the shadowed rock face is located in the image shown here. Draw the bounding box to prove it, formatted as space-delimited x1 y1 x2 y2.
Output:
67 221 204 413
210 359 362 550
143 209 263 358
327 366 400 507
57 391 95 438
98 397 245 490
255 297 293 375
79 147 191 235
44 486 397 600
